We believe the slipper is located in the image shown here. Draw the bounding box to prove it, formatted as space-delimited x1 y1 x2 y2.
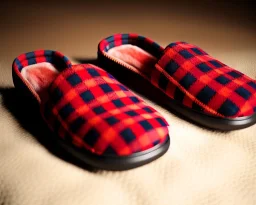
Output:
98 34 256 130
12 50 170 170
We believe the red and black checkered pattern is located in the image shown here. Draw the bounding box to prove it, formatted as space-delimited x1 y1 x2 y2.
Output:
12 50 72 72
42 64 169 156
152 42 256 118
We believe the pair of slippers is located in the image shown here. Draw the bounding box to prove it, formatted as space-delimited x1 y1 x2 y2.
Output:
12 34 256 170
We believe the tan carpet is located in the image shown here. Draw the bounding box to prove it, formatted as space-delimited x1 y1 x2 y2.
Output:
0 1 255 205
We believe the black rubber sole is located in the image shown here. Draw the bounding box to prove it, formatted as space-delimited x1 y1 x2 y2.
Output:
57 137 170 171
98 52 256 131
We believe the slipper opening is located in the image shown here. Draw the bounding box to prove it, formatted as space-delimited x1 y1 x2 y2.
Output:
108 45 158 78
13 50 72 101
99 34 164 78
21 62 59 100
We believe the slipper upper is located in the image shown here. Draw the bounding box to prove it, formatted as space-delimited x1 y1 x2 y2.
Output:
42 64 169 156
151 42 256 118
98 34 256 119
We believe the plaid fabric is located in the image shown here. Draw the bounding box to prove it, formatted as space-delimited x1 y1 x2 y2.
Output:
152 42 256 118
12 50 72 72
42 64 169 156
98 33 164 59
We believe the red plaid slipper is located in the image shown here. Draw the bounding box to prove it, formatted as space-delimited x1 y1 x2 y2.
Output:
12 50 170 170
98 34 256 130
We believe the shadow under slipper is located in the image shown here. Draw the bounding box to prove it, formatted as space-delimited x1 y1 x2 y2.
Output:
0 87 96 172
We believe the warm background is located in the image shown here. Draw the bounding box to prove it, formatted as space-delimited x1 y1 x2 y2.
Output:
0 1 256 205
